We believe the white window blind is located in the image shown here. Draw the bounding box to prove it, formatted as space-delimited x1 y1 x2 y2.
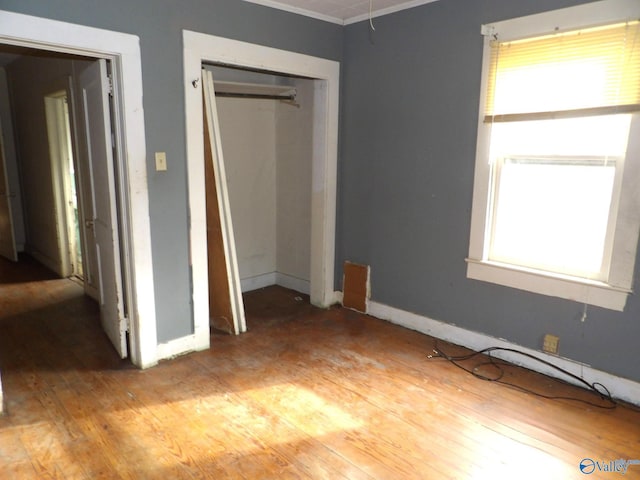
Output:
484 21 640 123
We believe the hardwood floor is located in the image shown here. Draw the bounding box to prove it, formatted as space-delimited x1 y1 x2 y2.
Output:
1 255 639 479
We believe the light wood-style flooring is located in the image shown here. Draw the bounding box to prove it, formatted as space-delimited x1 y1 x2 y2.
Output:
1 255 639 479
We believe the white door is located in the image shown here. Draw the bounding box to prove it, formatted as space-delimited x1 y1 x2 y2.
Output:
202 69 246 335
79 59 127 358
0 123 17 262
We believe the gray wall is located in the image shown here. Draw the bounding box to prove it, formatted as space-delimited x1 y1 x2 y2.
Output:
340 0 640 383
0 0 342 342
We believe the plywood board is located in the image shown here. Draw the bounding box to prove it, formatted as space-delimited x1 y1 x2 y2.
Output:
202 69 247 335
342 261 369 313
204 91 234 334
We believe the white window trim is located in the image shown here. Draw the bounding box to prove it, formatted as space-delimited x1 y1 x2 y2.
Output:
467 0 640 311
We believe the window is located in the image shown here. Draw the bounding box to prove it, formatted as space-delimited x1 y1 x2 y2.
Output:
467 0 640 311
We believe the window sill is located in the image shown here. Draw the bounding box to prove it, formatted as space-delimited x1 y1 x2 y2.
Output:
465 258 631 311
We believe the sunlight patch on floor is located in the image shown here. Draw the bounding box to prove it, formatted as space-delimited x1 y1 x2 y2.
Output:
465 423 574 479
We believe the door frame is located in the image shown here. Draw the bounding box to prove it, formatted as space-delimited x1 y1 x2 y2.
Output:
0 9 158 368
183 31 340 351
44 90 79 279
0 102 17 262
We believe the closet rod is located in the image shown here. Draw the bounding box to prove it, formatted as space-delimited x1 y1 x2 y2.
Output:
215 92 296 101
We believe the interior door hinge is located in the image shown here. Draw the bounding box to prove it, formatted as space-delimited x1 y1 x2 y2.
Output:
107 74 114 97
124 315 130 333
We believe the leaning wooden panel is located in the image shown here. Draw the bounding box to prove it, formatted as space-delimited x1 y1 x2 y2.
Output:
202 69 246 334
203 98 233 334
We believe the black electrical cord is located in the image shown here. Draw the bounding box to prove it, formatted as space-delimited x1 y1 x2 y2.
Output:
429 340 618 409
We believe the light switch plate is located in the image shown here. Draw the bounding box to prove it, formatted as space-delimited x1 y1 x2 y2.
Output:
155 152 167 171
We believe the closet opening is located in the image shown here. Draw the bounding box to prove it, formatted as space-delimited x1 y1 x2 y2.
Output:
203 64 315 333
183 31 340 351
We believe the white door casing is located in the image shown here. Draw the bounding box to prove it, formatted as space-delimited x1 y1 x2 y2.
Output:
0 121 17 262
183 31 340 354
79 59 127 358
0 9 156 367
45 91 82 279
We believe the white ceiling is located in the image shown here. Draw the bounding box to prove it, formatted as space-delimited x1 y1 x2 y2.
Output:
243 0 439 25
0 1 433 66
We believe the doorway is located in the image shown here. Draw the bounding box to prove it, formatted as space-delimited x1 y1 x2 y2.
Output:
5 51 128 358
0 10 156 368
184 31 340 351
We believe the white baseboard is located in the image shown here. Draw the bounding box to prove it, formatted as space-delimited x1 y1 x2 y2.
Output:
27 248 61 276
156 332 209 362
333 290 343 305
240 272 310 295
241 272 277 293
363 299 640 406
276 272 310 295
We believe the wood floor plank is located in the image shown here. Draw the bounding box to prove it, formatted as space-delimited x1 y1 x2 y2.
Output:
0 459 41 479
150 358 360 480
1 257 640 479
204 352 457 478
109 365 311 479
0 421 30 464
235 338 516 477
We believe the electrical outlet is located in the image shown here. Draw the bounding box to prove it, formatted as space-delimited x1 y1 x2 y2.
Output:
155 151 167 171
543 334 560 354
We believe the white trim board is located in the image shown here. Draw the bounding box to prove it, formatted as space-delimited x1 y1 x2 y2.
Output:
183 31 339 356
241 272 310 294
344 0 441 25
241 272 278 293
242 0 344 25
0 9 157 369
276 272 310 295
364 299 640 406
26 248 61 277
156 333 208 362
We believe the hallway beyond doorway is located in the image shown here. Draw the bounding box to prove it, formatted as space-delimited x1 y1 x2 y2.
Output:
0 254 123 371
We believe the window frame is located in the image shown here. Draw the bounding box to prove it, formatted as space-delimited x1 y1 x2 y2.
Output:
488 153 623 281
466 0 640 311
